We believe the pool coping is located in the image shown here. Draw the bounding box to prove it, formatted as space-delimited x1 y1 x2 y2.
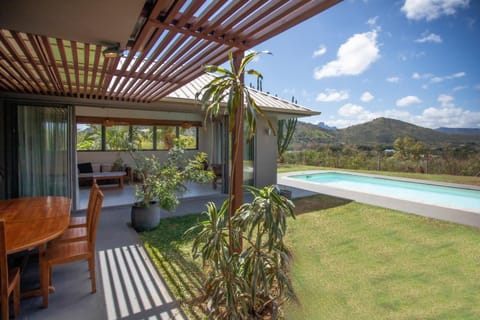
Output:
278 170 480 228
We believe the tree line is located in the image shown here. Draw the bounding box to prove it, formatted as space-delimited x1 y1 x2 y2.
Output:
281 136 480 176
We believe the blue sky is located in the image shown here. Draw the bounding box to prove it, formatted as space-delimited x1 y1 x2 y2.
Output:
249 0 480 129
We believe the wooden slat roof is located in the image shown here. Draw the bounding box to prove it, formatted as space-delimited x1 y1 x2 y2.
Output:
0 0 341 103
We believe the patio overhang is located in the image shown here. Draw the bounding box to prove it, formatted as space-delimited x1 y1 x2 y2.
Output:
0 0 342 104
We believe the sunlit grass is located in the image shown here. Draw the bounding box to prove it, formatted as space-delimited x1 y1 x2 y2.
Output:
285 195 480 319
140 195 480 319
140 214 207 319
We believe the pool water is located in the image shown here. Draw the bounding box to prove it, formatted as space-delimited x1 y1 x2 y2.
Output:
290 172 480 213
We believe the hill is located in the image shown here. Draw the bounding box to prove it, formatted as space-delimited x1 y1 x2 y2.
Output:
436 127 480 135
292 117 480 148
291 122 336 149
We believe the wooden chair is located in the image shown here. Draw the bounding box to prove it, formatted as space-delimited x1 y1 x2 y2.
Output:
41 189 104 308
69 181 100 228
1 220 21 319
53 183 100 243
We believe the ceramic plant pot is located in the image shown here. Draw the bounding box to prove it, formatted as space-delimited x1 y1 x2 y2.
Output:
131 202 161 232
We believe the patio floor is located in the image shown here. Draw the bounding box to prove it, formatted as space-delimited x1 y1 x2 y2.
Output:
18 203 188 320
78 182 223 210
17 184 313 319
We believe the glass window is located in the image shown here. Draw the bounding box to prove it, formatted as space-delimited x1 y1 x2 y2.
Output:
179 126 198 149
105 125 130 150
76 123 102 151
75 119 199 152
156 126 176 150
132 125 154 150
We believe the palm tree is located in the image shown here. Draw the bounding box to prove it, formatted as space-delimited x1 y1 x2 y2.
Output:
195 51 297 318
196 50 273 253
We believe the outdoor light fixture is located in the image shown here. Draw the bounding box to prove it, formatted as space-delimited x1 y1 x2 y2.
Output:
102 43 122 58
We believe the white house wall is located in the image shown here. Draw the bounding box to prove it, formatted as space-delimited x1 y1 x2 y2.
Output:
255 116 278 187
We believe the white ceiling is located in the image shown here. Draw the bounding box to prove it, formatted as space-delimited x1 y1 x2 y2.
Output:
0 0 145 47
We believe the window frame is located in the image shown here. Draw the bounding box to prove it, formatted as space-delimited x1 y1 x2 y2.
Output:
76 117 200 152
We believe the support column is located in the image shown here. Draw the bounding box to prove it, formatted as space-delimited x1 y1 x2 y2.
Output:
231 51 244 215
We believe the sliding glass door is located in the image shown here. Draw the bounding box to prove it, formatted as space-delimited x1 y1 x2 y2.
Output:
17 105 71 196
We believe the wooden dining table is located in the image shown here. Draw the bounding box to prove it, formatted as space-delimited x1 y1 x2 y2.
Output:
0 196 71 299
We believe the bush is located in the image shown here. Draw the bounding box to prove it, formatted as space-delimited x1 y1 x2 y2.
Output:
188 185 296 319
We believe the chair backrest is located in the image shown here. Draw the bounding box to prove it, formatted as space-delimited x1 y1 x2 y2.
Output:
0 220 8 303
87 189 104 252
86 182 100 230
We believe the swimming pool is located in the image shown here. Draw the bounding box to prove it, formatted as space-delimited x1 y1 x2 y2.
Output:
289 172 480 213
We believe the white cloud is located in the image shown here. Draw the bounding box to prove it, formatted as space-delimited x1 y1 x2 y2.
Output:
431 71 466 83
415 33 443 43
401 0 470 21
321 93 480 129
338 103 368 118
438 94 455 107
396 95 422 107
412 72 432 79
452 85 468 91
367 16 379 27
313 45 327 57
316 89 349 102
474 84 480 90
314 30 380 79
360 91 374 102
386 76 400 83
420 95 480 128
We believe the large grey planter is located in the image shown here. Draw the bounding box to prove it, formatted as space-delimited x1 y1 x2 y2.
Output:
131 202 161 231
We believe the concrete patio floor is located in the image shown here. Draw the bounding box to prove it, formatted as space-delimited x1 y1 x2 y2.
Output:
18 203 187 320
17 185 314 319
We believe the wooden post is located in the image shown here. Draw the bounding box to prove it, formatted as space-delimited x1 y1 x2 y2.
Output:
228 51 244 253
231 51 244 214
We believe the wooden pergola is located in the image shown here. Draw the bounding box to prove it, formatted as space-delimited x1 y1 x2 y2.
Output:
1 0 341 213
0 0 341 103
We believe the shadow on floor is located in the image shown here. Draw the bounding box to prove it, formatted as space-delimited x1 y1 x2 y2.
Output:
18 205 187 320
18 185 313 319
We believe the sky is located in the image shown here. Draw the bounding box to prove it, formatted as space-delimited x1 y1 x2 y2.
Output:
249 0 480 129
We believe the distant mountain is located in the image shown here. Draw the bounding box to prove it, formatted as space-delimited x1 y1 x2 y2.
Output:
435 127 480 135
292 117 480 148
317 122 337 130
291 122 337 148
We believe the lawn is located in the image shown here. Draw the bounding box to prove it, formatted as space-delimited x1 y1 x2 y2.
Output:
141 195 480 319
285 195 480 320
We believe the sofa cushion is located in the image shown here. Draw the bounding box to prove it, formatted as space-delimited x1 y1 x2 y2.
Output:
77 162 93 174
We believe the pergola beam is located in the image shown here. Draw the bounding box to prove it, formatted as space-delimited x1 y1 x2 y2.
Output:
0 0 342 102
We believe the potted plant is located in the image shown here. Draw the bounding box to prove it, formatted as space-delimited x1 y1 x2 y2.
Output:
129 140 214 231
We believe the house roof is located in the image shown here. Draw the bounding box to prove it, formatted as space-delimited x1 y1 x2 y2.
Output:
0 0 341 104
165 74 320 117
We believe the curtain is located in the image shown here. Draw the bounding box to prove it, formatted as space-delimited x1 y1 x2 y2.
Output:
17 106 70 196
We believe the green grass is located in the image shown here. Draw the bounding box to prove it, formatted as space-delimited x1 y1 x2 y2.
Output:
277 163 323 173
285 195 480 320
277 163 480 186
140 196 480 319
139 214 207 319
